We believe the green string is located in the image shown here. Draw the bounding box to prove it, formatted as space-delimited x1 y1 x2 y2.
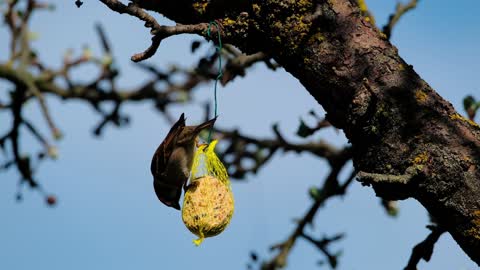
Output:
206 21 222 143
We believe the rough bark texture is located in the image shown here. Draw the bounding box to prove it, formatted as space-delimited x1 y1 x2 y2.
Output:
136 0 480 263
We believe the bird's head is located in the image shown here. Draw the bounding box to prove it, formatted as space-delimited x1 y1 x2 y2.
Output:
176 117 217 145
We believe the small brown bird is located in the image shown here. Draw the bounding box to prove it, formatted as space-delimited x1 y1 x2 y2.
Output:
151 113 216 210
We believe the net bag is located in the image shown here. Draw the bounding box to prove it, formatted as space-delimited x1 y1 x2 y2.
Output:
182 140 234 246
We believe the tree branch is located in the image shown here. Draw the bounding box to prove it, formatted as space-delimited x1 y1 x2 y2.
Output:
98 0 221 62
261 166 354 270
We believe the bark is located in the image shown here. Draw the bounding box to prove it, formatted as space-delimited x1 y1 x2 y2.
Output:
135 0 480 263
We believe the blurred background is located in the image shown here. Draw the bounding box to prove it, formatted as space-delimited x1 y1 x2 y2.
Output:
0 1 479 269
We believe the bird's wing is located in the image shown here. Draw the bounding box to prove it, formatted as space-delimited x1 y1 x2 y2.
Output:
150 113 186 177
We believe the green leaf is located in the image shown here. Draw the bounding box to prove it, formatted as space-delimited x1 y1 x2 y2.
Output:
308 187 321 200
463 95 476 112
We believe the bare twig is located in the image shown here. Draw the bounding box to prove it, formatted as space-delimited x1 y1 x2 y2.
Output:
5 0 20 59
95 23 112 54
221 52 273 85
215 125 348 179
404 225 446 270
261 163 354 270
218 127 343 162
24 76 62 139
98 0 218 62
10 85 38 188
23 120 50 149
383 0 420 39
300 233 344 268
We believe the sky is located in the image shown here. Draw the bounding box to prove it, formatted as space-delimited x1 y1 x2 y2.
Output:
0 1 479 270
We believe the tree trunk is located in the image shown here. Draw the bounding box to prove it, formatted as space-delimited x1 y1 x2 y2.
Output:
136 0 480 263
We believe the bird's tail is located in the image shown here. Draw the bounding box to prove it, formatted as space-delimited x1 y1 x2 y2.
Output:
194 117 217 134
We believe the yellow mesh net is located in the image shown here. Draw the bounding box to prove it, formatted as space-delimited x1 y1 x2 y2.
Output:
182 140 234 246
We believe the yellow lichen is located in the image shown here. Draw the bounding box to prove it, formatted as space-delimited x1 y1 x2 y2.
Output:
357 0 368 12
465 228 480 240
465 210 480 240
472 210 480 223
192 1 208 14
273 21 283 30
450 113 480 128
357 0 375 24
264 0 315 53
222 18 236 26
375 103 389 118
252 3 260 14
312 32 325 43
415 89 428 103
413 152 428 165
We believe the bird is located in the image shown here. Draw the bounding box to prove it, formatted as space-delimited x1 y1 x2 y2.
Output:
151 113 216 210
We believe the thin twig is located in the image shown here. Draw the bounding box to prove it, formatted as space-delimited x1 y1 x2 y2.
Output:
24 77 61 139
383 0 419 40
300 233 344 268
98 0 217 62
404 225 446 270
